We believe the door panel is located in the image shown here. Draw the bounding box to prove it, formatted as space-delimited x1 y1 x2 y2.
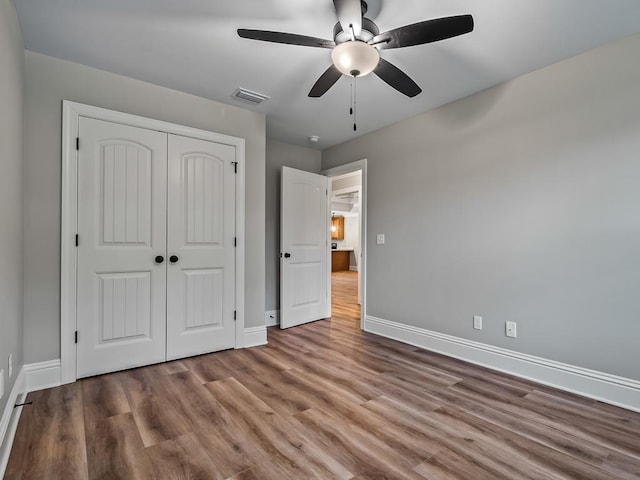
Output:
166 134 236 360
183 269 224 328
280 167 330 329
98 272 151 340
77 117 167 378
100 142 153 245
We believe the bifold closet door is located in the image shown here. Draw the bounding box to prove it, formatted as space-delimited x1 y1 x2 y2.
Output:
76 117 168 378
166 134 237 360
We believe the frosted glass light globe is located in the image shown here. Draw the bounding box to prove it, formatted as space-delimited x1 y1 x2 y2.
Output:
331 41 380 77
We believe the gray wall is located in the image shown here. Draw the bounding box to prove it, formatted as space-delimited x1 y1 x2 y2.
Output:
265 139 322 312
23 51 266 363
0 0 24 415
322 33 640 381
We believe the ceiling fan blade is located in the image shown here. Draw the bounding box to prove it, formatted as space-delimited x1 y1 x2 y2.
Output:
333 0 363 37
309 65 343 98
372 15 474 50
238 29 335 49
374 58 422 97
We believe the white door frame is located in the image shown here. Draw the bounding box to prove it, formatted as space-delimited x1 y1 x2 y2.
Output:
322 159 367 329
61 100 246 384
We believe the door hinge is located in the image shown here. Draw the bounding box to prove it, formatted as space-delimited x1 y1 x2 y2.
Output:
75 331 78 344
75 234 79 247
233 310 237 321
76 137 79 150
231 161 238 174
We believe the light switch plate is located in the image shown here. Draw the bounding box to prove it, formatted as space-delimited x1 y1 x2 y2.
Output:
376 234 385 245
473 315 482 330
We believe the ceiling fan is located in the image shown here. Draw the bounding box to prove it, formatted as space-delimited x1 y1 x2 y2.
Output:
238 0 474 98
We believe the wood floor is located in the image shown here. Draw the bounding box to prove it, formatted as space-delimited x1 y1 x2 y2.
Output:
6 270 640 479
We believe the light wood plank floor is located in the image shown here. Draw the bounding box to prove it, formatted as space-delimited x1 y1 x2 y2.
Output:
6 270 640 479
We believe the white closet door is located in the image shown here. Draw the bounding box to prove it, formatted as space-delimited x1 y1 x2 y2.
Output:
76 117 167 378
166 134 237 360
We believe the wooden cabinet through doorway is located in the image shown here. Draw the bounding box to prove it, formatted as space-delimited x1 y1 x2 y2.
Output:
332 251 350 272
331 216 344 240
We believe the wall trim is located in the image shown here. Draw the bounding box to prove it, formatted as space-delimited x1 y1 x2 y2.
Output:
365 315 640 413
0 367 26 478
244 326 268 348
1 361 64 476
24 360 62 393
265 310 280 327
349 266 358 272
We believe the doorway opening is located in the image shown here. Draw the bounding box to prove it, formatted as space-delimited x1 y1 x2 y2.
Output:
329 171 362 328
324 159 367 330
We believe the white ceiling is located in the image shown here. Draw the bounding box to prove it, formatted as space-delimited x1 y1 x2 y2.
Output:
14 0 640 150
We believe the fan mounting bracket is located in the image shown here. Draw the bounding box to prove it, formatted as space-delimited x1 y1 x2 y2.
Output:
334 16 379 44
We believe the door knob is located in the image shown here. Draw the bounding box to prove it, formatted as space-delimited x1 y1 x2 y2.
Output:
283 252 291 258
169 255 179 263
155 255 164 264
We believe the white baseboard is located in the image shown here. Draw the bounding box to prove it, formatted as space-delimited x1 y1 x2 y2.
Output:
365 315 640 413
24 360 62 393
244 326 268 348
1 360 64 476
265 310 280 327
349 265 358 272
1 367 26 478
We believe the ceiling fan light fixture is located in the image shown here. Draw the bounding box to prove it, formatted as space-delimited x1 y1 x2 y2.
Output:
331 41 379 77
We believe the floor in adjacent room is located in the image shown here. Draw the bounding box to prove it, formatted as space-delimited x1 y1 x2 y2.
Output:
5 270 640 479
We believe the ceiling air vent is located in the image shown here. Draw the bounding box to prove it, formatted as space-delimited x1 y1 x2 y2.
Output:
232 87 270 105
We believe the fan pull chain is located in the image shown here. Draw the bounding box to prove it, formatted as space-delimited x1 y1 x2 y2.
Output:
353 75 357 131
350 77 354 116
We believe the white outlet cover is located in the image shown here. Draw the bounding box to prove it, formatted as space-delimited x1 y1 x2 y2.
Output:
473 315 482 330
506 321 517 338
376 234 385 245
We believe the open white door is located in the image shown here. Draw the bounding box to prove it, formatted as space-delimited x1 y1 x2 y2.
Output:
280 167 330 329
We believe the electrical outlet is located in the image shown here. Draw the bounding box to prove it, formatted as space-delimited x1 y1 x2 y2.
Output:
8 353 13 378
506 321 517 338
0 370 4 399
376 234 385 245
473 315 482 330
